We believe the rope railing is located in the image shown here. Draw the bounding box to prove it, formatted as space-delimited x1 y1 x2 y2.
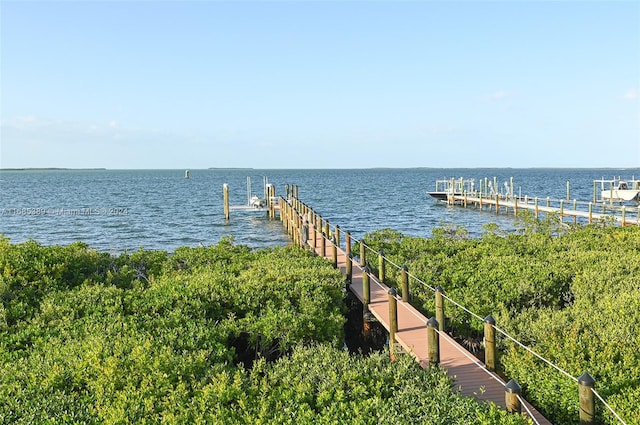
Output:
287 196 628 425
592 388 628 425
493 324 578 384
518 395 543 425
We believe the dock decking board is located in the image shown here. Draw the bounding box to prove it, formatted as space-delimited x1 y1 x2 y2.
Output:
306 225 552 425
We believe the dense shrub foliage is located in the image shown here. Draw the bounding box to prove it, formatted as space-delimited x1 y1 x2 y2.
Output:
0 236 528 424
357 218 640 425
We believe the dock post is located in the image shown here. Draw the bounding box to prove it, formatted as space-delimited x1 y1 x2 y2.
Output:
297 214 303 247
484 315 497 372
435 286 445 332
324 221 330 243
622 206 626 226
363 265 371 310
331 236 338 268
427 317 440 366
535 197 539 219
588 202 593 224
269 185 276 219
505 379 522 414
479 190 483 209
312 223 317 250
223 184 230 220
573 200 577 224
321 225 326 257
360 241 366 267
378 250 386 283
578 373 596 425
567 180 571 201
388 288 398 361
335 225 341 250
513 196 518 216
363 266 372 338
560 199 564 219
301 219 309 249
346 232 352 257
593 181 597 203
546 197 551 208
401 265 409 302
346 253 353 283
495 194 500 214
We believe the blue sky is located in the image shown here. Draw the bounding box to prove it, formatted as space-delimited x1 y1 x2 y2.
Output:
1 1 639 169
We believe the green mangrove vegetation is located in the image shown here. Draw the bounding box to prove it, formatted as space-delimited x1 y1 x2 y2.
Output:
356 213 640 425
0 236 528 424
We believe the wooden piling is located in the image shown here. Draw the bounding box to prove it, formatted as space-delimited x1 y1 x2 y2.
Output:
388 288 398 361
484 315 497 372
301 219 309 248
400 265 409 302
578 373 595 425
346 253 353 283
312 223 317 249
331 236 338 268
324 221 330 242
360 241 366 267
435 286 445 332
346 232 351 257
335 225 341 250
505 379 522 414
427 317 440 366
378 250 386 283
223 184 230 220
362 266 372 338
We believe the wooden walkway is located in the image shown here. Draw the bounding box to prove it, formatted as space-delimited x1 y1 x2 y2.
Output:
306 226 552 425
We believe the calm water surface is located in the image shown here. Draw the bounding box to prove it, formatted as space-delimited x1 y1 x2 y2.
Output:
1 168 638 252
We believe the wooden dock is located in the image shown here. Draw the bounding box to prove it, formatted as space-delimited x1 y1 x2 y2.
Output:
444 193 639 227
304 223 552 425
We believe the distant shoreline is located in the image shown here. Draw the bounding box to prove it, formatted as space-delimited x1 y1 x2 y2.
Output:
0 167 637 171
0 168 107 171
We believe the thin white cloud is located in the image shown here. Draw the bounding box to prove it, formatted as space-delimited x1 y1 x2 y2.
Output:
487 90 513 101
622 88 638 100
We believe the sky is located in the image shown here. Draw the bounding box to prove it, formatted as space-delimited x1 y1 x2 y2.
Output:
1 0 639 169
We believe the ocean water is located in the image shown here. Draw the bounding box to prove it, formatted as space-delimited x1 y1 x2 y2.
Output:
1 168 638 253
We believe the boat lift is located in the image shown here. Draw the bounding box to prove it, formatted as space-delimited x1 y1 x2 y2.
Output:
223 177 278 220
